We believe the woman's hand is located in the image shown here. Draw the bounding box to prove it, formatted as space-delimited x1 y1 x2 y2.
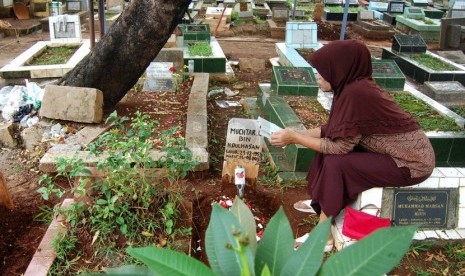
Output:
270 128 296 147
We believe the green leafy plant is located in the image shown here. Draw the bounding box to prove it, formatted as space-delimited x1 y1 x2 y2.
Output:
404 53 458 71
100 197 417 276
188 42 212 56
38 111 198 273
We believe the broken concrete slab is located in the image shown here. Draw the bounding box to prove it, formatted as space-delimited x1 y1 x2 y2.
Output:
65 125 110 146
40 85 104 123
0 122 17 148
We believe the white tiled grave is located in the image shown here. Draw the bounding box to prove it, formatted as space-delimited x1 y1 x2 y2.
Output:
0 40 90 79
332 167 465 251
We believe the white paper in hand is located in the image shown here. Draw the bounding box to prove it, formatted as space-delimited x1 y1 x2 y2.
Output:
258 116 282 139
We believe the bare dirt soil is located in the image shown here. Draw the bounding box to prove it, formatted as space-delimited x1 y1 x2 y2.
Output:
0 22 464 275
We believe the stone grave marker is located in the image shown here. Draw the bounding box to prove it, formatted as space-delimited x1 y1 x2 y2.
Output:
404 7 426 19
387 0 406 13
412 0 429 6
358 10 375 20
255 0 266 5
285 22 319 49
423 81 465 106
272 7 289 22
436 50 465 65
381 188 459 229
222 118 262 186
368 1 389 12
143 62 174 91
66 0 82 12
48 14 82 43
392 34 427 53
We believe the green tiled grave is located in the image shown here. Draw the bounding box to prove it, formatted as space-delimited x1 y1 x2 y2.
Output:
259 84 316 172
429 134 465 167
372 59 406 90
183 38 226 73
180 24 211 44
270 66 318 96
382 48 465 86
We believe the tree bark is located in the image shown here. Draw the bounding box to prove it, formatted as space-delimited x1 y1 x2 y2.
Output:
59 0 191 107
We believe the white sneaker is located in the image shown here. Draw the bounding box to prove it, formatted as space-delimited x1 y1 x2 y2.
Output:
294 233 333 252
293 200 316 214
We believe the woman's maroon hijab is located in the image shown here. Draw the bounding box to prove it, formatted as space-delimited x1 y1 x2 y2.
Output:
310 40 419 139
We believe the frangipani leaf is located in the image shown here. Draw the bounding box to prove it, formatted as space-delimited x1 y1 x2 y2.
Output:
126 247 214 276
318 226 417 276
281 219 331 276
255 207 294 276
230 196 258 254
206 203 251 276
103 264 155 275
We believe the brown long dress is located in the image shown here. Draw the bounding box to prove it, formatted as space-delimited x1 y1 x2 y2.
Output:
306 40 435 217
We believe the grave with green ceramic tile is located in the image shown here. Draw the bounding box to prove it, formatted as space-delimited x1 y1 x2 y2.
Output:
254 84 317 175
382 48 465 86
270 66 318 96
182 38 226 73
394 16 441 42
179 24 211 45
372 59 406 90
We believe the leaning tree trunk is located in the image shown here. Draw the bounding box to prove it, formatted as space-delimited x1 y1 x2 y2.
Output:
59 0 191 107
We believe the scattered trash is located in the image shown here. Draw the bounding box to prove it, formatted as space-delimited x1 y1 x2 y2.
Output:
207 87 240 98
42 123 67 141
224 87 239 97
19 115 39 128
228 60 239 66
215 100 242 108
12 104 33 122
0 81 43 124
207 88 223 98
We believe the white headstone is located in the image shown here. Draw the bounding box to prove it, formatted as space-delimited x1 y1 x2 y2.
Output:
224 118 262 164
143 62 174 91
48 14 82 43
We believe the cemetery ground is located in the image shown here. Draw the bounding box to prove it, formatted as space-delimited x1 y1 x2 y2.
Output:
0 28 465 275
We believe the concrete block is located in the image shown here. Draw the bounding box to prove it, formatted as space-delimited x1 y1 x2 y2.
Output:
40 85 103 123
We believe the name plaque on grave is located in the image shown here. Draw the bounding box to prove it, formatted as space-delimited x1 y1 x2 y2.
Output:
224 118 262 163
392 189 453 228
143 62 174 91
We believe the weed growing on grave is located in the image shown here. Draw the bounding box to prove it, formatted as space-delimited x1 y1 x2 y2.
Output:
27 46 79 66
188 42 212 56
403 53 458 71
450 105 465 118
37 111 198 274
390 92 463 131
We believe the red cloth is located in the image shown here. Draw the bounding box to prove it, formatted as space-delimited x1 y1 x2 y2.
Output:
310 40 420 140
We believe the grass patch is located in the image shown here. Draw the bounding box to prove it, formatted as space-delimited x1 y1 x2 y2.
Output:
450 105 465 118
188 42 212 56
27 46 78 66
325 6 363 12
390 92 463 131
404 53 459 71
